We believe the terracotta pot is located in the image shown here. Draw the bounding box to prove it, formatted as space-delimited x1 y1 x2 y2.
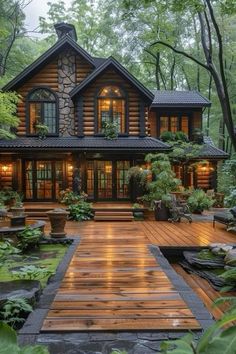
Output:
46 208 69 238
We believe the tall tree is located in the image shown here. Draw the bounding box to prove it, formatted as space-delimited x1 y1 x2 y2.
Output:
123 0 236 151
0 91 19 139
0 0 27 77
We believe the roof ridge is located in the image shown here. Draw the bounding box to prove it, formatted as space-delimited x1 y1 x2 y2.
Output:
70 56 154 100
2 36 95 91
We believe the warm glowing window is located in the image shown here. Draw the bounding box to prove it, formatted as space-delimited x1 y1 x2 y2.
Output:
28 88 57 134
159 114 189 136
97 86 126 133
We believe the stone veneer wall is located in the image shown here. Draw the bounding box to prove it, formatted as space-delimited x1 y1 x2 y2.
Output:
57 49 76 136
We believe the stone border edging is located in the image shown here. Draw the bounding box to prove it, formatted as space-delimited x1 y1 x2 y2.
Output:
149 245 214 331
18 237 80 336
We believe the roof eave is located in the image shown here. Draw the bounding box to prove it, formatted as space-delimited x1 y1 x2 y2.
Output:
2 36 95 91
70 57 154 102
150 103 211 108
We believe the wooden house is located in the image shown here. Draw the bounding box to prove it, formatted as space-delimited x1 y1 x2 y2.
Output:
0 23 228 202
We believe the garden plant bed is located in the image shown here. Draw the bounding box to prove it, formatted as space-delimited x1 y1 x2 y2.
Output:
0 239 73 330
161 246 236 319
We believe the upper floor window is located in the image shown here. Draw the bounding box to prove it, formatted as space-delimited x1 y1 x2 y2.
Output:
97 86 126 133
159 114 189 137
27 88 58 135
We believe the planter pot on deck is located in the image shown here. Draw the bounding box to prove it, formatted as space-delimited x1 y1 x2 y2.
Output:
11 206 25 216
46 208 69 238
154 201 170 221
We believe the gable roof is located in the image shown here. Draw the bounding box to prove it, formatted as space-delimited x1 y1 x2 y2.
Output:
2 35 96 91
151 90 211 108
70 56 154 102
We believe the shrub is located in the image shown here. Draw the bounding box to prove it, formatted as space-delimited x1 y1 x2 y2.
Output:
17 227 42 251
58 189 88 205
68 201 93 221
224 188 236 208
160 131 175 141
0 298 32 329
0 322 49 353
187 189 214 213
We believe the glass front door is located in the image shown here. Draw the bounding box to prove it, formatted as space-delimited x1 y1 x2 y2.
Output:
24 160 64 201
86 160 130 201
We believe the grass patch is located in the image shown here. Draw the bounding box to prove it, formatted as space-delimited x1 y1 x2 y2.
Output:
0 244 68 287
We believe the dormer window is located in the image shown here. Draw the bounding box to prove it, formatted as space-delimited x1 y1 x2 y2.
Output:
97 86 126 133
27 88 58 135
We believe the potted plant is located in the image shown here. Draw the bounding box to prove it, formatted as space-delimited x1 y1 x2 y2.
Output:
142 153 181 221
187 189 214 214
102 121 119 140
46 208 69 238
35 124 49 139
11 194 24 216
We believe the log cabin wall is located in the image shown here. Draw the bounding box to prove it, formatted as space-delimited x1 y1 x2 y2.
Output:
17 60 58 136
16 49 95 137
80 68 148 136
0 162 13 189
147 108 203 139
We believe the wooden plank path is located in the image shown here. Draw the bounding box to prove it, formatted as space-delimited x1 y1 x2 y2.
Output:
41 222 200 332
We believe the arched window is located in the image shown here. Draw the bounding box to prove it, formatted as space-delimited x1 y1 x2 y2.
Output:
27 88 58 135
97 86 126 133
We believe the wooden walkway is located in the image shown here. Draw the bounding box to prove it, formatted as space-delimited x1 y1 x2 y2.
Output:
41 222 201 332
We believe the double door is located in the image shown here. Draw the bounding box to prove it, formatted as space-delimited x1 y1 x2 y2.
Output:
24 160 64 201
86 160 130 201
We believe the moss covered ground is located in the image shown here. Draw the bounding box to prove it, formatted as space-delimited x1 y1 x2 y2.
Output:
0 244 68 287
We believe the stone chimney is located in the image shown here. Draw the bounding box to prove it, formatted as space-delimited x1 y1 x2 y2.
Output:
54 23 77 42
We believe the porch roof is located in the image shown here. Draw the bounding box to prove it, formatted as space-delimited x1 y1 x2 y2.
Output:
198 143 229 159
0 136 170 151
151 90 211 108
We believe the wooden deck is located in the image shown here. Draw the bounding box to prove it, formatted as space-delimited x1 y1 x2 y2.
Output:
41 222 201 332
44 219 236 247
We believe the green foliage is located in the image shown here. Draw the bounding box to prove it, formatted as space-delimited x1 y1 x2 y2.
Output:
224 189 236 208
0 188 21 205
160 131 188 142
11 265 54 280
160 131 175 142
0 92 20 139
0 321 49 353
68 201 93 221
126 166 150 187
17 227 42 251
58 189 88 205
102 121 119 140
0 298 32 329
187 189 214 213
219 268 236 292
142 153 180 207
160 309 236 353
35 124 49 139
218 156 236 196
168 142 203 164
111 351 128 354
0 240 21 263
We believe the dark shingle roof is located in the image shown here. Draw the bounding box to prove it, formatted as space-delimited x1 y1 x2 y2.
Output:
151 90 211 107
199 144 229 159
203 136 215 146
0 136 170 151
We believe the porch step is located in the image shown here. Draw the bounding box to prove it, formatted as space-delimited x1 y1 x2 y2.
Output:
94 211 134 221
